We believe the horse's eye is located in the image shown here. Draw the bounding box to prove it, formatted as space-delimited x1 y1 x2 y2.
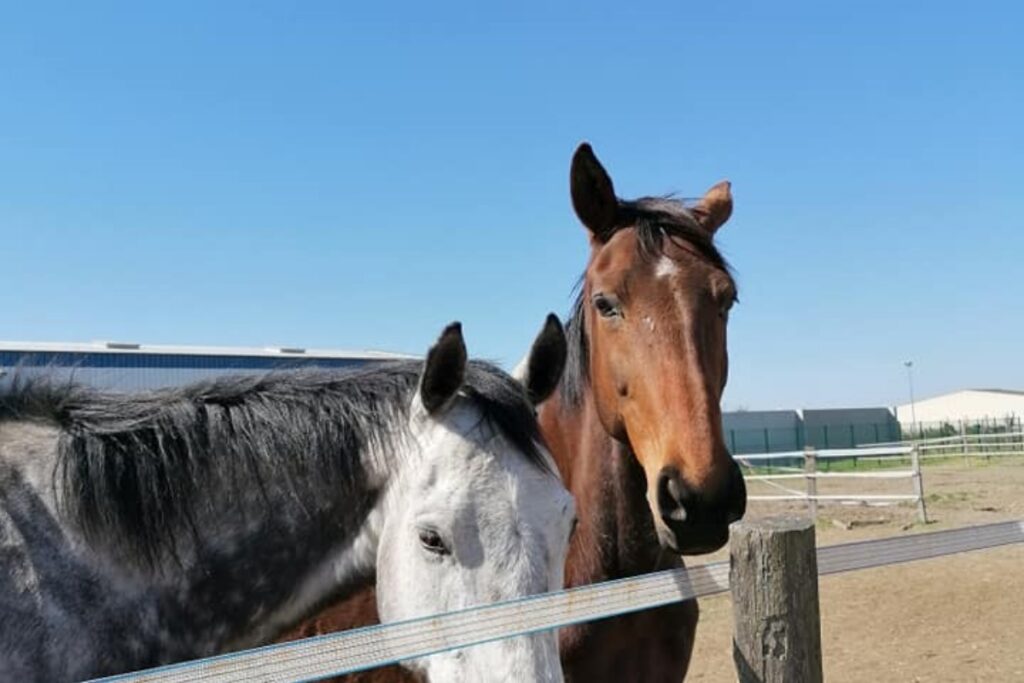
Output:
592 294 621 318
418 528 449 555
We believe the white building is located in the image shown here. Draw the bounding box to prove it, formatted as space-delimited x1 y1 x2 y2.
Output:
895 389 1024 426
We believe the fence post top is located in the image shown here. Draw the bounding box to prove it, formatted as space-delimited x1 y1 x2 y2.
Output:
731 516 815 535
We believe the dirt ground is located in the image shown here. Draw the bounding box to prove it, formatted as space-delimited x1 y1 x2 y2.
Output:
684 458 1024 682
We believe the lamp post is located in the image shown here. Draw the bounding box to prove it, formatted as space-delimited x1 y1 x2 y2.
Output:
904 361 918 439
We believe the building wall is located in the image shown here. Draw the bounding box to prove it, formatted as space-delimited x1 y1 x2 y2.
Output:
801 408 901 449
721 392 1023 454
721 407 902 453
722 410 802 454
895 390 1024 425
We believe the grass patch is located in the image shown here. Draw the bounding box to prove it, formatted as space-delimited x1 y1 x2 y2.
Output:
925 491 974 504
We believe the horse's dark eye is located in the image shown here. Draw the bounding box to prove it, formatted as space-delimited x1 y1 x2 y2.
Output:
418 528 449 555
593 294 620 318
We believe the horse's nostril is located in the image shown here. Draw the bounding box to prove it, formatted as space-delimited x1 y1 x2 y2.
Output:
658 468 689 522
665 477 688 521
666 507 688 522
666 474 683 502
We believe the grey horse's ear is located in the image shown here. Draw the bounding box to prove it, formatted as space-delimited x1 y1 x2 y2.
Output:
520 314 567 406
570 142 619 242
419 322 467 415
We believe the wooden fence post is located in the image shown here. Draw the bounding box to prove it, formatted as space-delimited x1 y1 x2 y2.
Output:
804 446 818 519
911 445 928 524
959 419 968 465
730 517 823 683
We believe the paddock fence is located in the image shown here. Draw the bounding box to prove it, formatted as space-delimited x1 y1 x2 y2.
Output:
736 432 1024 523
91 519 1024 683
736 445 930 522
907 430 1024 461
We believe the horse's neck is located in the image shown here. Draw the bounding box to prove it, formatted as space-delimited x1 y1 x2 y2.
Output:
539 391 673 589
2 415 391 675
78 452 390 664
155 488 383 655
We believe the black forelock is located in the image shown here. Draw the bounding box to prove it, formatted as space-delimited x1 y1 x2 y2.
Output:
460 360 551 473
0 360 550 567
619 196 731 271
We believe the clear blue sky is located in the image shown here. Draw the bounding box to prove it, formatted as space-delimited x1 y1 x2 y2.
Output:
2 1 1021 410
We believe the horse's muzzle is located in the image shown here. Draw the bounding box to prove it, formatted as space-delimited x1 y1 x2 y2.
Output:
654 459 747 555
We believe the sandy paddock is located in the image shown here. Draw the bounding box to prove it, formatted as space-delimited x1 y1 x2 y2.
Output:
685 459 1024 682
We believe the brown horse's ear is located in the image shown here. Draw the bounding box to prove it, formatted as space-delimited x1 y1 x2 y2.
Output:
521 314 567 405
691 181 733 234
570 143 618 242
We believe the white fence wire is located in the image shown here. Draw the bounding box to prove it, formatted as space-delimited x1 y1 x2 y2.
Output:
91 520 1024 683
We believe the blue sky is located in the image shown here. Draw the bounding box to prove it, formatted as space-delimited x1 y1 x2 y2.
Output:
2 1 1021 410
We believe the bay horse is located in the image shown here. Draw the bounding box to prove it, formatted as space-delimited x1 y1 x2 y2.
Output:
0 319 574 683
282 143 746 682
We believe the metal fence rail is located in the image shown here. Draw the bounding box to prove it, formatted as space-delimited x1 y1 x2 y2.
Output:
91 520 1024 683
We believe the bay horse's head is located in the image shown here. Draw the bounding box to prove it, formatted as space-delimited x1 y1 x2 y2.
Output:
566 143 745 554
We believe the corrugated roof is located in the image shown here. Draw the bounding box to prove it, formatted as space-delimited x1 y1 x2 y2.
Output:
0 340 414 361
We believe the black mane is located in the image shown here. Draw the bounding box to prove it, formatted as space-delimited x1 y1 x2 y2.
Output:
561 196 734 406
0 361 549 565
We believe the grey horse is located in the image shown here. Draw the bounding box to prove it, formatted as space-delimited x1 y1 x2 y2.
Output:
0 318 574 682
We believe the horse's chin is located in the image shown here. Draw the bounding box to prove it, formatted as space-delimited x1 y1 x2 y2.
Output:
655 520 730 556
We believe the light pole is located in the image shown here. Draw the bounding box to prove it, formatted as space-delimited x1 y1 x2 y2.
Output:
904 361 918 438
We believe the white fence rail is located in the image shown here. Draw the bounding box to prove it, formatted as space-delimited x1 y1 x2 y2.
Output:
92 520 1024 683
738 445 929 521
917 431 1024 460
862 431 1024 460
737 434 1024 520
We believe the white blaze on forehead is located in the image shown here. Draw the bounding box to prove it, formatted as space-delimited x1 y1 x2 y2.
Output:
654 256 679 279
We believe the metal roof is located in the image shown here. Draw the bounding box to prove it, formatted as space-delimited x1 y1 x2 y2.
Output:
904 388 1024 403
0 340 415 361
